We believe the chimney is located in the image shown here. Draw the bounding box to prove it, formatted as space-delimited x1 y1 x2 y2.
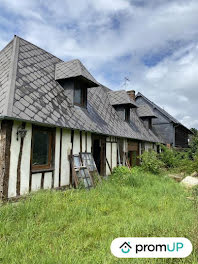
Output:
127 90 135 101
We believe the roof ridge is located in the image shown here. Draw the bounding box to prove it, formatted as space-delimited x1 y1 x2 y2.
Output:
14 35 63 63
4 35 20 116
108 89 125 93
0 37 14 56
77 59 83 75
136 92 178 122
78 59 98 83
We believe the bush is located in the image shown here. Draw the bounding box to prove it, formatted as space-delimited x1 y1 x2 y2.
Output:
140 150 164 174
159 145 181 168
189 128 198 158
179 152 198 174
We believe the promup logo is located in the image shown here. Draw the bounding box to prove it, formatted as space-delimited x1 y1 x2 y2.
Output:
111 237 192 258
120 242 131 253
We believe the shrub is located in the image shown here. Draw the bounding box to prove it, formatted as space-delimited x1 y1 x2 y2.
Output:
179 152 198 174
189 128 198 158
159 145 181 168
140 150 164 174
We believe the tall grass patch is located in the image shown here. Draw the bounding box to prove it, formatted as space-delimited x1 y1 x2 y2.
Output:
0 167 197 264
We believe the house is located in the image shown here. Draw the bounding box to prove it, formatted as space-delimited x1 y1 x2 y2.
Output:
136 92 192 148
0 35 161 200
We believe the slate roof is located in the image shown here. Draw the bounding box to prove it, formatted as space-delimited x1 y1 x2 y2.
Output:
137 104 157 118
108 90 137 107
0 35 161 143
0 40 13 116
136 92 192 133
55 59 99 87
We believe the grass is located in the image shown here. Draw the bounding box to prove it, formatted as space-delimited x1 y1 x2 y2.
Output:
0 167 197 264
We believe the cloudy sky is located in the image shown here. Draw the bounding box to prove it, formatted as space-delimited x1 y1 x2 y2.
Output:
0 0 197 128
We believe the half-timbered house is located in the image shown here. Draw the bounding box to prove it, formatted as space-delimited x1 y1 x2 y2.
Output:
0 35 189 200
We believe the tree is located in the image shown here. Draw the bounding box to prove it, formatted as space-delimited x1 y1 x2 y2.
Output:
189 128 198 158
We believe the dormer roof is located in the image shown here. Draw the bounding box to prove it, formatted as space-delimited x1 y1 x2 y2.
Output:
137 104 157 118
55 59 99 87
108 90 138 108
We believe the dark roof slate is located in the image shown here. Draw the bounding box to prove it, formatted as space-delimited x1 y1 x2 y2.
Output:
108 90 137 107
55 59 99 86
137 104 157 118
0 40 14 115
0 36 161 143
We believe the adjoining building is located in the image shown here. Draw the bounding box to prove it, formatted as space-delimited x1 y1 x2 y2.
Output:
136 92 192 148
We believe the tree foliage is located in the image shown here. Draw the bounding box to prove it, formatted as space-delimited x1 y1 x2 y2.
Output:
189 128 198 158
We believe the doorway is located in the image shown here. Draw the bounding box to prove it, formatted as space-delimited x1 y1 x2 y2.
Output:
128 151 138 167
92 135 106 176
128 140 140 167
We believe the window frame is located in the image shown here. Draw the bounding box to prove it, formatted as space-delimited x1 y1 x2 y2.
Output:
31 126 55 171
73 80 87 107
124 106 130 122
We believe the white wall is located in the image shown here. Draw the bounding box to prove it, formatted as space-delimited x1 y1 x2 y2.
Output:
73 130 80 154
106 137 118 175
20 123 32 195
82 131 86 152
8 121 32 198
61 129 71 186
8 121 21 198
112 142 117 169
43 172 52 189
87 132 92 152
31 173 42 192
5 121 98 197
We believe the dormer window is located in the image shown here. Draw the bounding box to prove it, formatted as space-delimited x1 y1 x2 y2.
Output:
124 107 130 122
55 59 99 108
149 118 152 129
108 90 137 123
74 80 87 107
136 104 157 130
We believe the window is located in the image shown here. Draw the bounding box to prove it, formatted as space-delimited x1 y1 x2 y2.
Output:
32 127 54 170
149 118 152 129
74 81 87 107
124 107 130 122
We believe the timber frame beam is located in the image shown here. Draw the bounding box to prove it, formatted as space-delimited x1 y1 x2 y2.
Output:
0 120 13 200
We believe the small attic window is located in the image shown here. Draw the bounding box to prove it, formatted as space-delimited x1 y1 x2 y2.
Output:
124 107 130 122
74 80 87 107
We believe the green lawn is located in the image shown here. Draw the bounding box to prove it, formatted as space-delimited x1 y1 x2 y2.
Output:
0 167 197 264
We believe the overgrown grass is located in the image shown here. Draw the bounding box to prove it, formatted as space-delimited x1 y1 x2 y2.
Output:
0 167 197 264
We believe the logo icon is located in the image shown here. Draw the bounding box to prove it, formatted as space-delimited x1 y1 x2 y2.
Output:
120 242 132 254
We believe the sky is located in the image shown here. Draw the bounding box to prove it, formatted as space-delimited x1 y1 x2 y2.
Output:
0 0 198 128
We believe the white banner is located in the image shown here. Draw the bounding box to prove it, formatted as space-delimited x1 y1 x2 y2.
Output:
110 237 192 258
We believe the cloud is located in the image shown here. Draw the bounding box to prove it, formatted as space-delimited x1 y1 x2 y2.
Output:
132 43 198 128
0 0 197 128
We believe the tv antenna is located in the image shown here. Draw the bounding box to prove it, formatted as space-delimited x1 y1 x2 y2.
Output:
122 77 131 89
